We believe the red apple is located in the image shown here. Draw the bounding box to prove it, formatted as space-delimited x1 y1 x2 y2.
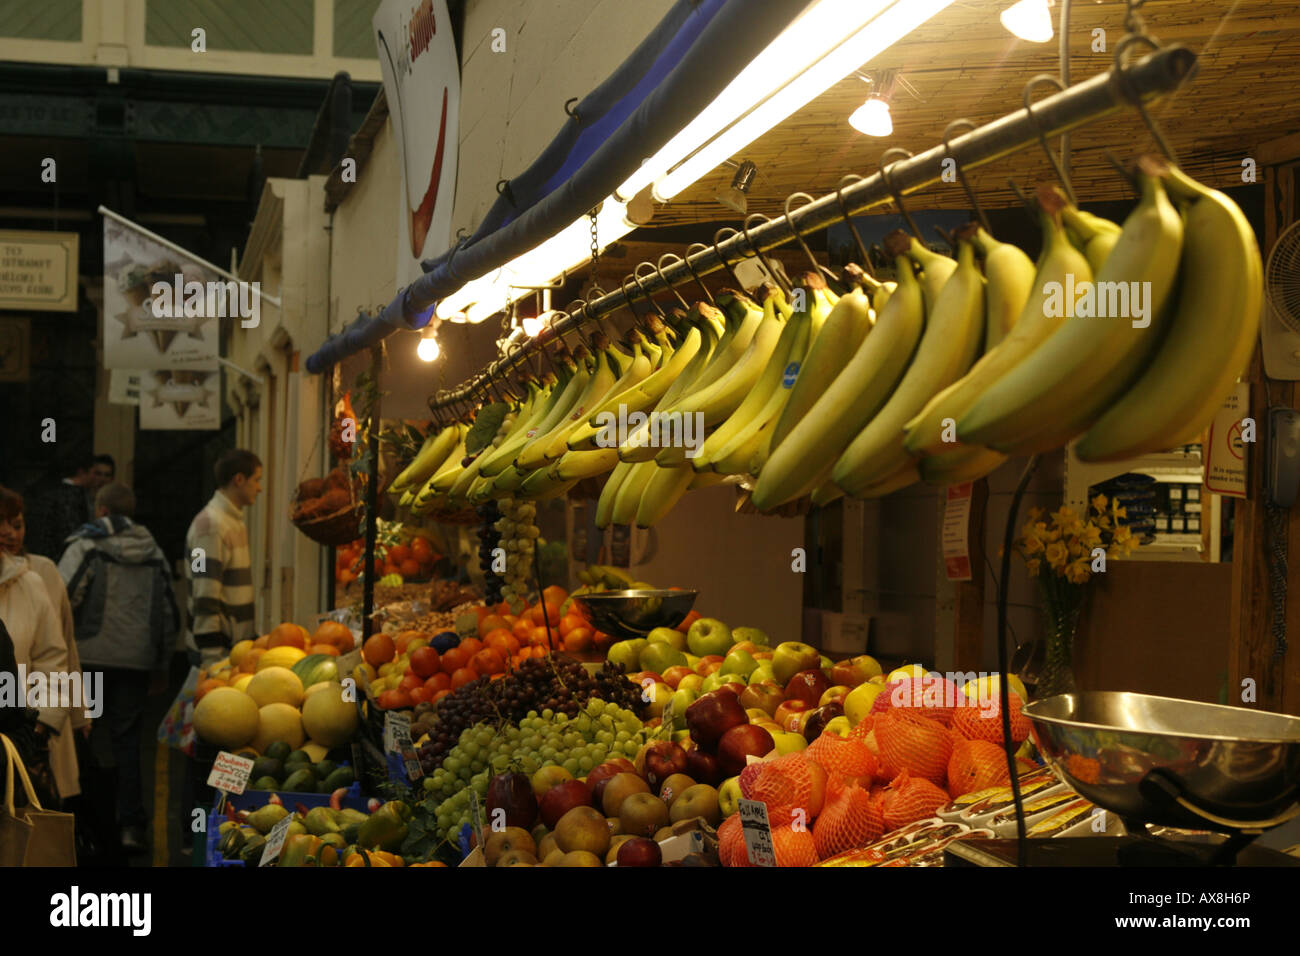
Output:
661 665 694 689
642 741 688 789
631 670 664 686
685 690 749 749
616 837 663 867
802 701 845 743
783 669 832 706
739 682 785 717
715 681 744 698
586 758 637 806
753 651 774 661
539 779 592 829
773 699 813 735
717 724 776 776
486 771 537 830
684 748 722 786
696 655 725 676
819 685 851 707
729 641 761 657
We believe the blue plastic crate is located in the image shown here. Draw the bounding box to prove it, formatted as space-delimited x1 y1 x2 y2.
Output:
205 810 249 867
220 780 365 813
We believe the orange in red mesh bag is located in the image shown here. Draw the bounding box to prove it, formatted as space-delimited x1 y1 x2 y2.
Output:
951 692 1031 745
882 770 950 830
807 731 878 782
738 753 827 825
870 675 961 725
947 736 1012 798
875 708 953 786
717 813 751 868
771 823 819 867
813 780 881 860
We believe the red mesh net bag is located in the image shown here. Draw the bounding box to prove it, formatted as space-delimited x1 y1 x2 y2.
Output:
947 737 1012 798
875 708 953 786
771 823 819 867
847 714 875 741
807 732 879 782
813 780 881 860
882 770 950 831
739 753 826 824
717 813 751 868
870 676 961 726
951 693 1031 745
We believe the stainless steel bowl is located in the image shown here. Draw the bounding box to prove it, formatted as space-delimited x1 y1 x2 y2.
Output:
572 589 699 642
1024 691 1300 832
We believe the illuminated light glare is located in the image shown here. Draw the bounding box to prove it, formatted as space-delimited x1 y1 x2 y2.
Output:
1000 0 1053 43
416 333 441 362
521 315 546 336
651 0 956 201
849 96 892 136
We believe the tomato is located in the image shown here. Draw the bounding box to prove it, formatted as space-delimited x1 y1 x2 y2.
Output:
424 672 451 694
388 543 412 564
410 537 433 562
440 646 469 675
450 667 477 690
410 646 440 678
376 688 413 710
471 647 505 676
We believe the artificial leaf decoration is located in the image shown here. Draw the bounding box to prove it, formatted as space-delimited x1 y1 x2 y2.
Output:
464 402 509 455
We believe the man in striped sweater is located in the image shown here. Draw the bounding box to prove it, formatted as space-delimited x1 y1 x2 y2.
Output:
185 449 262 666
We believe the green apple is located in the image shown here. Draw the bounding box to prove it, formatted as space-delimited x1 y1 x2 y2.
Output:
823 715 852 737
686 617 733 658
886 663 929 684
731 626 771 647
844 681 886 725
645 682 674 718
718 776 742 818
717 673 746 691
677 673 704 694
672 729 693 746
962 673 1028 705
639 642 688 676
700 672 724 694
608 638 647 671
819 654 834 673
747 663 776 686
771 641 823 686
646 626 687 651
771 731 808 755
719 649 758 679
684 653 701 669
668 687 697 729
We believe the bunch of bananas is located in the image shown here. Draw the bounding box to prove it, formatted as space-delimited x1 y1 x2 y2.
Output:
389 157 1259 531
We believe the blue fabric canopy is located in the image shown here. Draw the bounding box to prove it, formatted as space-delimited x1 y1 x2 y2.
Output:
306 0 810 374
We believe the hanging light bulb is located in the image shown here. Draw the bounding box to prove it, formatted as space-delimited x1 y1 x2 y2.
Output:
416 328 441 362
521 314 546 337
1000 0 1053 43
849 96 893 136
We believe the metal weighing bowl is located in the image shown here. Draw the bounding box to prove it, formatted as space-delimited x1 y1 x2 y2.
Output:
1024 691 1300 833
572 589 699 642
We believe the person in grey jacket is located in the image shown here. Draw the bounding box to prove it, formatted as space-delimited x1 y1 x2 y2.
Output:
58 483 178 852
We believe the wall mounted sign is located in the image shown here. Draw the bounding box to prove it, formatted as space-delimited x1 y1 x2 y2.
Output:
0 230 78 311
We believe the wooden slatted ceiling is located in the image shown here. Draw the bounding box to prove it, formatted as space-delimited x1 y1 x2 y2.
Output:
649 0 1300 228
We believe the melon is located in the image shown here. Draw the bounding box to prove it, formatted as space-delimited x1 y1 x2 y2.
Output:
301 686 359 747
303 681 335 701
246 666 304 708
232 674 254 693
300 740 331 762
292 654 339 687
229 639 256 668
193 687 260 749
257 645 307 672
251 702 306 753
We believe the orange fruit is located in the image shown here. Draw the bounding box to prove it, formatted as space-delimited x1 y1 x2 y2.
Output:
399 559 421 578
394 629 428 654
675 610 701 634
558 613 586 638
474 606 492 623
308 643 340 657
195 678 226 701
363 633 397 667
388 543 412 564
432 689 451 704
451 667 478 690
424 672 451 694
313 620 355 652
471 647 506 676
478 614 508 638
268 622 309 649
542 585 568 609
238 648 265 673
458 637 484 658
563 627 593 653
511 618 534 642
410 537 433 562
440 646 470 675
528 626 553 648
485 631 519 658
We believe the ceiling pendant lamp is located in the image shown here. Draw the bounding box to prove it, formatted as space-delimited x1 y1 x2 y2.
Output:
1000 0 1054 43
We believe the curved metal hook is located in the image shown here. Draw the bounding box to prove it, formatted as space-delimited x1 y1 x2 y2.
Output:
633 262 671 321
1023 75 1077 205
879 148 921 238
783 192 839 284
562 298 598 351
654 253 691 310
1111 33 1180 164
741 214 792 295
835 174 874 276
942 118 992 234
683 243 716 304
712 228 746 290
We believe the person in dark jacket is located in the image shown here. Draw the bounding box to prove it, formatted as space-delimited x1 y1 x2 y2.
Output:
23 455 95 561
59 483 177 852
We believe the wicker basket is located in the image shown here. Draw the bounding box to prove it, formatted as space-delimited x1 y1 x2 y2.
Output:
294 503 365 546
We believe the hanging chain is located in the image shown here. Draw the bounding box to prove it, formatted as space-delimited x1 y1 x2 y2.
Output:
1266 501 1289 658
1124 0 1149 37
589 205 601 285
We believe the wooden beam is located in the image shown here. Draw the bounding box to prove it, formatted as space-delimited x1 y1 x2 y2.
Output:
1256 131 1300 167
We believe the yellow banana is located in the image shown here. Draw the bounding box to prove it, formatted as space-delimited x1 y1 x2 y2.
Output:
846 461 921 499
596 460 635 529
1063 202 1123 273
390 422 465 493
908 237 958 311
973 228 1035 351
511 349 605 472
611 460 658 525
422 427 471 497
833 237 986 494
1076 163 1262 461
478 359 577 476
552 446 621 481
635 462 695 528
531 345 625 466
918 446 1007 486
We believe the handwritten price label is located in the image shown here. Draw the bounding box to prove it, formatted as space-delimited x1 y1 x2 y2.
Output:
738 798 776 867
206 751 254 795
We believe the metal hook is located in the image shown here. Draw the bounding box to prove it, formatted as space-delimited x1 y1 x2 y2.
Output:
1023 75 1077 205
835 174 874 276
1005 178 1038 225
625 273 663 328
654 254 691 310
741 214 792 296
783 192 839 284
1111 33 1181 164
942 119 993 234
634 262 672 320
1102 148 1140 196
683 243 716 304
879 148 922 238
562 299 598 351
711 228 746 290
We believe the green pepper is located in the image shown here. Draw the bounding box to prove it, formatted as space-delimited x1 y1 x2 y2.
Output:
356 801 411 851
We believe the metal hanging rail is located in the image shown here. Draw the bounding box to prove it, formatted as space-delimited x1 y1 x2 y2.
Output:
429 43 1195 412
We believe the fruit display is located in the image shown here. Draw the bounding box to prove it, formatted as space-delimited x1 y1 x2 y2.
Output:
334 521 442 590
243 740 357 794
212 798 428 867
475 501 504 605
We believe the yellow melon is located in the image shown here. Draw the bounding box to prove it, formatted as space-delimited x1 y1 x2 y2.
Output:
257 645 307 671
300 740 331 762
246 666 304 708
303 681 335 701
232 674 254 693
301 686 359 747
193 687 260 749
251 702 305 753
229 639 256 668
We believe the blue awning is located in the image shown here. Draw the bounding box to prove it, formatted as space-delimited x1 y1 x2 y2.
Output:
306 0 812 374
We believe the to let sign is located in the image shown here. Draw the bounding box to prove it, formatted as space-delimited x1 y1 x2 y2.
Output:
0 230 79 311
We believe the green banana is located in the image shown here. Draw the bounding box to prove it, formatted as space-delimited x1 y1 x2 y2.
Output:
750 238 925 511
531 344 625 466
918 445 1007 486
833 236 986 495
478 358 576 476
1076 161 1262 461
506 348 599 472
959 158 1184 455
421 427 472 497
848 460 921 499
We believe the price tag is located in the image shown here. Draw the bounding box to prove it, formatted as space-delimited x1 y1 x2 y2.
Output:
468 789 485 849
258 813 294 867
384 711 411 753
335 647 363 680
661 696 676 732
941 481 974 581
206 751 254 795
738 798 776 867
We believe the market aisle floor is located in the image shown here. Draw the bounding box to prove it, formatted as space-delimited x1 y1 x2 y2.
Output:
128 654 193 868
